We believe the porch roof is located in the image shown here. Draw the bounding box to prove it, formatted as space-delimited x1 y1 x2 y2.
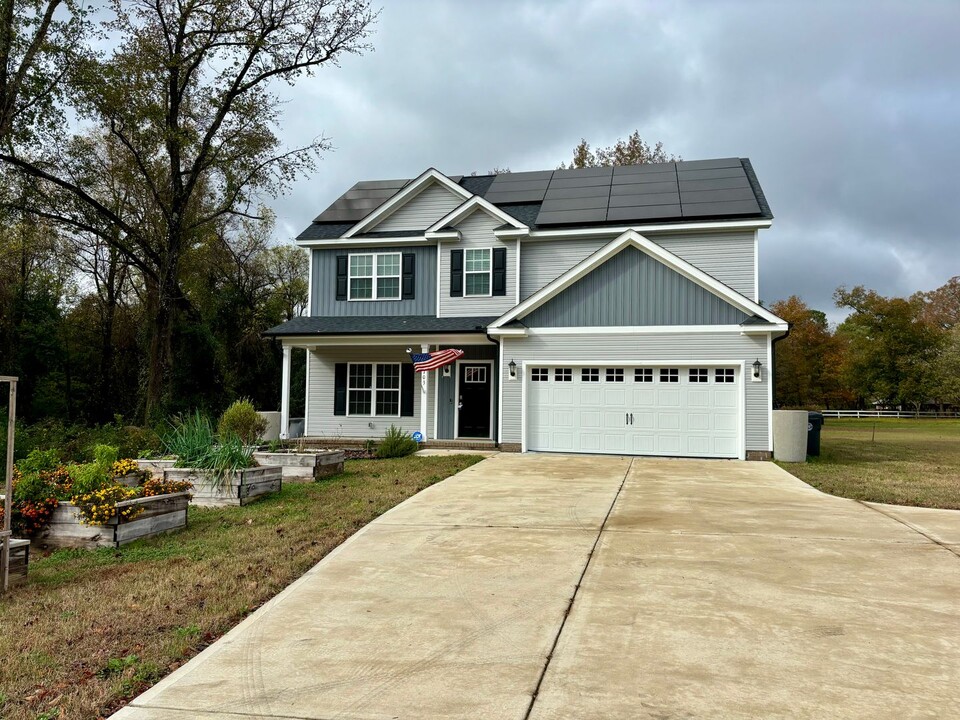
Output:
264 315 498 337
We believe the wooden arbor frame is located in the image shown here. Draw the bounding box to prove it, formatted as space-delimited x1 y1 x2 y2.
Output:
1 375 17 592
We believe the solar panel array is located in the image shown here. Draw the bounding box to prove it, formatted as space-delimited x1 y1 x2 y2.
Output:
308 158 763 230
533 158 761 226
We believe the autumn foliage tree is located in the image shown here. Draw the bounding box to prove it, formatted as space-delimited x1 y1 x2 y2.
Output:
560 130 679 168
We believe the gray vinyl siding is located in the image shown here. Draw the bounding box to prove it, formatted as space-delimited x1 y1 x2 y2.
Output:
375 183 464 232
439 211 518 317
524 247 748 327
310 246 436 316
519 230 757 300
499 332 770 451
436 345 498 439
306 346 434 439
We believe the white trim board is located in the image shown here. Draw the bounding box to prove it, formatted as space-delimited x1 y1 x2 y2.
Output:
487 324 789 337
279 334 496 348
343 169 472 238
522 219 772 241
489 229 786 329
426 195 527 235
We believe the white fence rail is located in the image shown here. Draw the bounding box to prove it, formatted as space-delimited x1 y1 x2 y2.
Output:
820 410 960 419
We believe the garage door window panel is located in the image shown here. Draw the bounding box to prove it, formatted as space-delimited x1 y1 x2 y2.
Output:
606 368 624 382
660 368 679 383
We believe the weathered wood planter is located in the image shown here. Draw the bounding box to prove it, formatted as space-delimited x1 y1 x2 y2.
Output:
37 492 191 550
251 450 345 483
164 466 281 506
8 538 30 586
136 458 177 479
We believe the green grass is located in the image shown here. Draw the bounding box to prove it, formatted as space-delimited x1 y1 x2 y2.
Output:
0 455 484 720
780 418 960 509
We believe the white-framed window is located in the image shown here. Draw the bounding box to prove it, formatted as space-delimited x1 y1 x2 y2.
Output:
715 368 735 383
581 368 600 382
660 368 679 383
555 368 573 382
605 368 624 382
531 368 549 382
464 248 492 296
348 363 401 416
635 368 653 383
689 368 708 383
464 366 487 383
349 252 401 301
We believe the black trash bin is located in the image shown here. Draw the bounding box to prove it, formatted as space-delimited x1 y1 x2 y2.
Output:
807 412 824 456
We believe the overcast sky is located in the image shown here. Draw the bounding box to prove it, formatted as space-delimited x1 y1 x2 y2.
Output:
271 0 959 322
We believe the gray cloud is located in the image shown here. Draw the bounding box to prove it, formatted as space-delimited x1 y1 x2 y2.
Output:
270 0 960 323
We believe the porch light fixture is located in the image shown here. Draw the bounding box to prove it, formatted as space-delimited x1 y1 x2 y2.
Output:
508 359 517 379
752 358 762 382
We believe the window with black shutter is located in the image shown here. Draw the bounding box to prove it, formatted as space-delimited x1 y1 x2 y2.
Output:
492 247 507 296
450 249 463 296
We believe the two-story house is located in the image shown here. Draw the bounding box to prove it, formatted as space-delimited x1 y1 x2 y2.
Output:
265 159 788 460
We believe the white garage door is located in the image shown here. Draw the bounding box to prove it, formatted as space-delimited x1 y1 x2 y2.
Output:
527 365 741 458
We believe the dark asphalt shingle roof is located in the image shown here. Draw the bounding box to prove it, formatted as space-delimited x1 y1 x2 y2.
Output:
264 315 499 337
298 159 772 241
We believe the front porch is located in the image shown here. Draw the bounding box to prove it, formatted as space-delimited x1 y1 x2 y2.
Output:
275 329 501 445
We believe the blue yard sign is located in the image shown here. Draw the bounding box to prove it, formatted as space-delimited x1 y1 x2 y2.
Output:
412 431 424 443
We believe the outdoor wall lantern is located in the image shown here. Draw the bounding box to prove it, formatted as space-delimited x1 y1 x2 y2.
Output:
508 359 517 379
752 358 762 382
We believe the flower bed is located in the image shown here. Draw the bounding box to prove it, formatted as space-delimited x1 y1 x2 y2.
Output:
164 466 281 506
36 492 191 549
251 450 344 483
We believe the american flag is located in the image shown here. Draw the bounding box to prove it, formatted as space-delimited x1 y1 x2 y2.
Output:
411 348 464 372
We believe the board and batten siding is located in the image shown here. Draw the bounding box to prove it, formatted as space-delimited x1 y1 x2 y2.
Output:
523 246 749 327
374 183 465 232
439 210 517 317
436 345 498 439
311 245 436 316
498 332 770 451
519 230 757 300
306 347 434 439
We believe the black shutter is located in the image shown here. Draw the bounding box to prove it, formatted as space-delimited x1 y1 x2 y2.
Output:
492 247 507 296
334 363 347 416
335 255 348 301
450 249 464 297
402 253 415 300
400 363 415 417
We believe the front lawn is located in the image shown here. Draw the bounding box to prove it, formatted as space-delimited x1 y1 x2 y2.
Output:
780 418 960 509
0 455 484 720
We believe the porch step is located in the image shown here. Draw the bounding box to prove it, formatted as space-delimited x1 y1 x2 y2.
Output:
294 437 500 451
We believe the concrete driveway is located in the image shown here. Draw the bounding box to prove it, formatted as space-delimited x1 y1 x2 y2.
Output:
113 454 960 719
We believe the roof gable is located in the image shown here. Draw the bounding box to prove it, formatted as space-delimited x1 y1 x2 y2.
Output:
426 195 528 236
490 230 786 329
343 169 471 238
522 246 749 328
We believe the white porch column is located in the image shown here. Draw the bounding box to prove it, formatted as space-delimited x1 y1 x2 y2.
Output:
280 344 292 440
420 343 430 441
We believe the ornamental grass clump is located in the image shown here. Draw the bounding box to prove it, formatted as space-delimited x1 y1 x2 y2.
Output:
164 410 254 486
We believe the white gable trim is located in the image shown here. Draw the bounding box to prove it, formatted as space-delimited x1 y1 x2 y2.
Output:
343 168 472 238
489 229 785 329
426 195 528 235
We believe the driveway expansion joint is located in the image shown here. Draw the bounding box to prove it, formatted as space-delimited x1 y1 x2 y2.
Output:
521 458 634 720
858 500 960 559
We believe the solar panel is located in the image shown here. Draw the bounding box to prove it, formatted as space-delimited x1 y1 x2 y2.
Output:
484 171 552 204
312 179 409 223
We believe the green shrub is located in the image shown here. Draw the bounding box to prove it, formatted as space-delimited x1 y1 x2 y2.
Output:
67 463 111 496
0 416 163 463
93 444 119 471
217 399 267 445
18 448 62 475
376 425 419 459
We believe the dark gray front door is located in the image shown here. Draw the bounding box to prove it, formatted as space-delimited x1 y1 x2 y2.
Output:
457 363 491 438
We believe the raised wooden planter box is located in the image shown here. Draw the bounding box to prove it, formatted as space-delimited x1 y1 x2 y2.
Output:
251 450 345 483
7 538 30 586
37 492 191 550
164 466 282 506
136 459 177 479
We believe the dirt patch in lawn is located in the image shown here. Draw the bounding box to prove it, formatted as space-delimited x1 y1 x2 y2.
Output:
0 455 484 720
780 419 960 509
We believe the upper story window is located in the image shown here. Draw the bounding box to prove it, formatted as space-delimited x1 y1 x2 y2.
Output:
464 248 492 296
349 252 401 300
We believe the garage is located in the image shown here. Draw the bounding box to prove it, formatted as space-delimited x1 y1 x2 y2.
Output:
525 364 742 458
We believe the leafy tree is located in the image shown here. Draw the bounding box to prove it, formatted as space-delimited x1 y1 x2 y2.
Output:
0 0 376 421
770 296 851 408
930 325 960 408
560 130 679 168
834 286 944 412
914 275 960 330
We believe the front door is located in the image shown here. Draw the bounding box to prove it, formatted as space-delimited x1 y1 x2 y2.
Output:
457 363 492 438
